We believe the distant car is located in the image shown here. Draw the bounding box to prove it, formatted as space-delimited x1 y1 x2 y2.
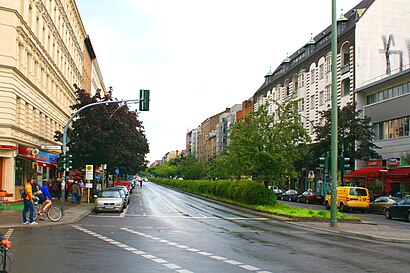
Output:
142 177 148 182
281 190 299 202
297 191 325 205
368 196 400 214
94 189 124 213
384 197 410 221
268 186 283 199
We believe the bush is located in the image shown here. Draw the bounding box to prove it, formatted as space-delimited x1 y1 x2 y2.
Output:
151 178 276 206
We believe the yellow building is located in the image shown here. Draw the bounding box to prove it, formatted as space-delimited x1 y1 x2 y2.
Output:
0 0 105 199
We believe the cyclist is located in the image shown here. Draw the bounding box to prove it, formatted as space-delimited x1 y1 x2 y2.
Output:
38 182 54 220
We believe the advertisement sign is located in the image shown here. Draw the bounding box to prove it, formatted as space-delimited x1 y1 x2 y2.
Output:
367 160 383 167
401 158 410 166
386 158 401 167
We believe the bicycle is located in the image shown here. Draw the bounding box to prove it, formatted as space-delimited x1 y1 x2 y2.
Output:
25 197 62 222
0 235 12 273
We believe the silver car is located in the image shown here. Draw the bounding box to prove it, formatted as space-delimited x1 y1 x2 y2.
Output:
94 189 124 213
110 186 130 206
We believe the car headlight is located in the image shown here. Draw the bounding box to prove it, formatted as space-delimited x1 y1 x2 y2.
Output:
115 201 122 206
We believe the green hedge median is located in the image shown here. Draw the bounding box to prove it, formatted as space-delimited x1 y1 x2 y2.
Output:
152 178 276 206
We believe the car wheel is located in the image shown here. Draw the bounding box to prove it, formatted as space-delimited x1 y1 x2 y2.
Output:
297 198 300 203
339 203 345 212
325 201 330 210
288 196 292 202
384 209 391 219
306 199 309 204
407 212 410 222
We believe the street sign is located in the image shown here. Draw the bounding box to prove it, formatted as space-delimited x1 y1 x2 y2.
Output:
85 165 93 180
40 145 62 150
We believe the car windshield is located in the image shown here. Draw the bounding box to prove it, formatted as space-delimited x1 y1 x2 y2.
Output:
101 191 120 198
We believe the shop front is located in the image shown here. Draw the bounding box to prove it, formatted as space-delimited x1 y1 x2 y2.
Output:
343 167 386 195
385 167 410 197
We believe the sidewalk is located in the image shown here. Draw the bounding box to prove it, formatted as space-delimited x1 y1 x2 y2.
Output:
0 199 94 229
1 198 409 244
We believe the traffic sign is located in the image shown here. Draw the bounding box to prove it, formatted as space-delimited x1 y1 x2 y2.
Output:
85 165 93 180
41 145 61 150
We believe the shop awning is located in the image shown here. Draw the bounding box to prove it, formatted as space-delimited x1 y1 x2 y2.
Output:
344 167 385 178
386 167 410 177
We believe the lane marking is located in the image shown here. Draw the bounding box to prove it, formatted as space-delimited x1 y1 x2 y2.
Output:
121 227 272 273
71 225 193 273
3 228 13 240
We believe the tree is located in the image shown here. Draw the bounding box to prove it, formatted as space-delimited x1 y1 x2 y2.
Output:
54 86 149 175
312 102 381 168
226 98 311 186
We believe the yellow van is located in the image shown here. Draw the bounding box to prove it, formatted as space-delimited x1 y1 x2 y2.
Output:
324 186 370 213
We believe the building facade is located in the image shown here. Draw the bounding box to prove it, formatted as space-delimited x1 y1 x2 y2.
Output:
0 0 105 199
251 0 409 194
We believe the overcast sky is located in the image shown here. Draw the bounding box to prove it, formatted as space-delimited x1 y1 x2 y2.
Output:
76 0 359 164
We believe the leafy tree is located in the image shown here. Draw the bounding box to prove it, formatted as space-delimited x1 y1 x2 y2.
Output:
226 98 311 186
176 155 207 180
312 102 381 168
55 85 149 175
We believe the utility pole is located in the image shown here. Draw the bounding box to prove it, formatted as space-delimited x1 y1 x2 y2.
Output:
330 0 339 227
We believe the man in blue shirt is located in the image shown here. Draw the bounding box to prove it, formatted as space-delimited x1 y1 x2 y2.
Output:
38 182 54 220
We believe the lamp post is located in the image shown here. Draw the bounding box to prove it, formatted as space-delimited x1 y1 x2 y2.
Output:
330 0 339 227
60 98 141 215
380 169 388 196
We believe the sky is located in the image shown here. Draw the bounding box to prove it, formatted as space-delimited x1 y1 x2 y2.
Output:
76 0 360 164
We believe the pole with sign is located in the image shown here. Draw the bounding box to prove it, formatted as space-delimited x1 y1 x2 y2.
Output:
85 165 93 203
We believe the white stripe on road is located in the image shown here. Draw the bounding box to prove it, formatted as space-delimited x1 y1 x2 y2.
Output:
71 225 193 273
121 227 272 273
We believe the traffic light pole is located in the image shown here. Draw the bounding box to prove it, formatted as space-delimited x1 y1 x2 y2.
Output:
60 98 141 215
330 0 338 227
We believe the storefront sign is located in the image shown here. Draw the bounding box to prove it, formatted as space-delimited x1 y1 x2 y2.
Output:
401 158 410 166
367 160 383 167
386 157 401 167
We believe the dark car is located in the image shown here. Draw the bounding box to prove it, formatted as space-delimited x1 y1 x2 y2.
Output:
281 190 299 202
384 197 410 221
297 191 325 205
368 196 400 214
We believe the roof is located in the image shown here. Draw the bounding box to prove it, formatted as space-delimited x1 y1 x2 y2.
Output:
344 167 385 178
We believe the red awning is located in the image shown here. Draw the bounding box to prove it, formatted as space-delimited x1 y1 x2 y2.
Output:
386 167 410 177
344 167 385 178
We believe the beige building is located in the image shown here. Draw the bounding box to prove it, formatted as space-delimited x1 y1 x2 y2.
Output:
0 0 105 199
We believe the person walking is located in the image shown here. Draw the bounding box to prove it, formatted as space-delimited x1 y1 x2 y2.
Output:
22 178 38 225
78 179 84 203
70 181 80 204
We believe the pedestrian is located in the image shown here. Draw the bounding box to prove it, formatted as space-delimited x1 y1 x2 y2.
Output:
78 179 84 203
70 181 80 204
22 178 38 225
65 180 71 201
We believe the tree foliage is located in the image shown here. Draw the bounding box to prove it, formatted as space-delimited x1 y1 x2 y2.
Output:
312 102 381 166
226 98 311 185
54 86 149 175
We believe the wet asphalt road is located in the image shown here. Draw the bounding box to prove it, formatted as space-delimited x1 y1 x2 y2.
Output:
6 182 410 273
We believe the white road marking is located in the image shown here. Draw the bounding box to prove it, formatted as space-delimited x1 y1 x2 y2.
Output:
120 227 272 273
3 229 13 239
71 225 191 272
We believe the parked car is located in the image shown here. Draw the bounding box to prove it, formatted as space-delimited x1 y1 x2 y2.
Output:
384 197 410 221
297 191 325 204
114 181 132 194
110 187 129 207
111 186 130 205
368 196 400 214
94 189 124 213
281 190 299 202
268 186 283 199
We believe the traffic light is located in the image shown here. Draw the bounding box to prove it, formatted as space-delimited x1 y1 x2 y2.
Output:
339 156 350 172
139 89 150 111
319 156 329 172
58 153 73 172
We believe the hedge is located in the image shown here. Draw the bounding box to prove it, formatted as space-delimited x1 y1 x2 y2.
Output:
151 178 276 206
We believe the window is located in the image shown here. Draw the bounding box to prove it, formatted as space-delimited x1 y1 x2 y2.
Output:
342 78 350 96
310 69 315 84
298 74 305 88
374 116 410 140
319 64 324 80
297 99 304 112
325 56 331 73
319 91 324 106
310 95 315 108
325 85 331 101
